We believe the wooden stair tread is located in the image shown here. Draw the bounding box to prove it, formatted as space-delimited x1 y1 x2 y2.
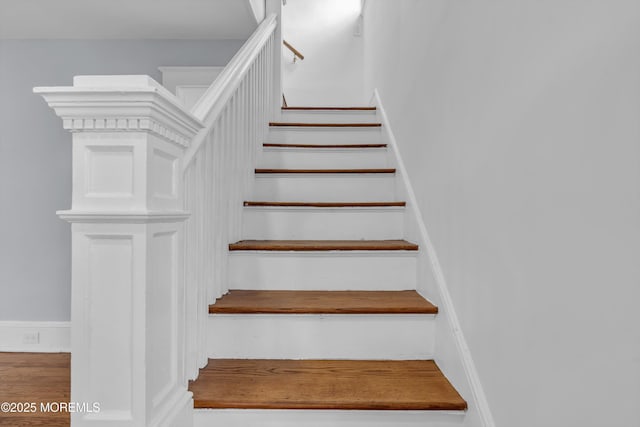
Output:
210 290 437 314
189 359 467 410
244 201 406 207
270 122 381 127
229 240 419 251
255 168 395 174
282 106 377 111
263 143 387 148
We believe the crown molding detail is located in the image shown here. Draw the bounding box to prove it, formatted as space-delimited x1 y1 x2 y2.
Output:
61 117 194 147
34 75 204 148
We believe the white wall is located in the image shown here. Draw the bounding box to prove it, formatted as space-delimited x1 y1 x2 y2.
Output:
364 1 640 426
0 39 244 322
248 0 266 23
282 0 364 106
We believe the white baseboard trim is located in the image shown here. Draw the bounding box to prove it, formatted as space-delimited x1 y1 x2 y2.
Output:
0 321 70 352
373 89 496 427
153 389 194 427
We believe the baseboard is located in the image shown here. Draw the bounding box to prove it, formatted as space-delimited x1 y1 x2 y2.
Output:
0 321 70 352
373 89 496 427
152 389 194 427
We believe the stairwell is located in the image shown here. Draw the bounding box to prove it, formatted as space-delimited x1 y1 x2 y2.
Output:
189 107 467 426
34 8 483 426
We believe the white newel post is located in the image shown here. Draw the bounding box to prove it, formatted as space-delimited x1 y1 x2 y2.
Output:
34 76 204 427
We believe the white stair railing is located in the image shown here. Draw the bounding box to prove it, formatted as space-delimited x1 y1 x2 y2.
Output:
183 12 278 380
34 8 281 427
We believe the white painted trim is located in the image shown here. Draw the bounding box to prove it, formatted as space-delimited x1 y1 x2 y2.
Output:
373 89 496 427
158 66 225 72
158 66 225 99
33 75 204 149
185 14 278 167
57 210 190 223
195 408 466 427
208 313 436 359
151 389 193 427
0 321 70 352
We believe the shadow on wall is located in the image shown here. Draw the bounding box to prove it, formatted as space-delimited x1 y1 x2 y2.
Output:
282 0 365 106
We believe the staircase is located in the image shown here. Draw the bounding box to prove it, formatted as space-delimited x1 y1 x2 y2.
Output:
189 107 467 426
35 11 482 425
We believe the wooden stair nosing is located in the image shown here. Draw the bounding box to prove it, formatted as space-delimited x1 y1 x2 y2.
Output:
209 290 437 314
269 122 382 127
243 201 406 208
228 240 419 252
189 359 467 411
263 143 387 149
255 168 396 174
282 106 377 111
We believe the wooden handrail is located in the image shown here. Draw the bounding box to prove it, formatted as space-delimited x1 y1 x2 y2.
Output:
283 40 304 60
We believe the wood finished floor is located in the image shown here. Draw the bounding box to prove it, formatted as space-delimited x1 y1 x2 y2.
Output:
0 352 70 427
190 359 467 410
210 290 438 314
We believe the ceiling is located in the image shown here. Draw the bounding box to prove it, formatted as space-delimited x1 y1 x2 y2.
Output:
0 0 260 39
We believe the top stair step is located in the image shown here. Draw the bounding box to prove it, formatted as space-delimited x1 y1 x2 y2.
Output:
280 107 378 124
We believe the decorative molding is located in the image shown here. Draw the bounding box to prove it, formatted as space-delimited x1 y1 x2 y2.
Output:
57 210 190 224
0 321 70 352
61 117 193 147
373 89 496 427
34 75 204 149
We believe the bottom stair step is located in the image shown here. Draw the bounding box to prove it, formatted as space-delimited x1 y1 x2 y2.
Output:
194 408 466 427
189 359 467 411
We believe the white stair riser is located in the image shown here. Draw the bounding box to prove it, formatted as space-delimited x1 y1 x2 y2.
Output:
260 148 389 169
194 409 465 427
207 314 435 359
267 128 383 145
253 175 396 202
281 110 378 123
228 252 417 290
242 208 404 240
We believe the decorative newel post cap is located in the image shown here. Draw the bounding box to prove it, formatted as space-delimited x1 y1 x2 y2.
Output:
34 75 205 148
